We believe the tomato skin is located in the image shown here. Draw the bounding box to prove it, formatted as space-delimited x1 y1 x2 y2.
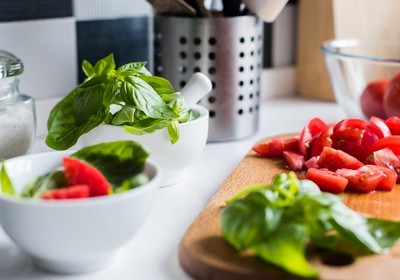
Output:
317 147 364 171
383 71 400 117
298 118 328 157
331 118 367 160
306 168 348 193
283 151 305 171
366 147 400 183
368 136 400 157
385 116 400 135
41 184 90 199
63 157 111 197
335 167 383 193
310 125 333 158
362 165 397 191
360 79 388 119
252 138 285 157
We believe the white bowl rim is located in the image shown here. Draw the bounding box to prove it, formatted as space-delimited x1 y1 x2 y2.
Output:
0 151 162 207
321 38 400 63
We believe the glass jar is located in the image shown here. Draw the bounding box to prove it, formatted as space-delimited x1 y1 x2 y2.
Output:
0 50 36 159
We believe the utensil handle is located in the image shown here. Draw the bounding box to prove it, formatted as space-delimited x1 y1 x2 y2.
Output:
181 73 212 109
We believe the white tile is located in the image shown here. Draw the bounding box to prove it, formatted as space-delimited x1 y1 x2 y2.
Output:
74 0 153 20
0 17 77 100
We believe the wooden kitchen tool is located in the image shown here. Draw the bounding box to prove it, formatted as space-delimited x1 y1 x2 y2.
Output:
179 136 400 279
146 0 197 16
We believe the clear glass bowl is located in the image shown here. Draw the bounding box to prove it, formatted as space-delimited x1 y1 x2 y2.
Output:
321 39 400 119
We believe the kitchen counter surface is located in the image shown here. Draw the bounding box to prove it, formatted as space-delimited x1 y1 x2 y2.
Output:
0 97 346 280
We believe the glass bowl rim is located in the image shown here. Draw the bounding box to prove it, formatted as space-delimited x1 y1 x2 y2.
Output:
321 38 400 64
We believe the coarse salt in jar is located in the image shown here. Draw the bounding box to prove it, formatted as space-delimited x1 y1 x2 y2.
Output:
0 50 36 159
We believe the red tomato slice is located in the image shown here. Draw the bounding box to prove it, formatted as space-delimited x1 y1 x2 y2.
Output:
304 156 319 169
317 147 364 171
41 184 90 199
63 157 111 197
368 136 400 157
385 116 400 135
283 151 305 171
361 165 397 191
298 118 328 157
283 137 300 153
252 138 285 157
331 118 367 160
306 168 348 193
366 147 400 182
368 116 391 138
335 167 383 193
310 124 334 157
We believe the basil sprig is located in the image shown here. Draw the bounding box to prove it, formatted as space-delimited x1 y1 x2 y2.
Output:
221 172 400 278
46 54 192 150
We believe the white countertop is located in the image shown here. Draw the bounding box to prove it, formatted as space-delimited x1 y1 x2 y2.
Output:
0 97 346 280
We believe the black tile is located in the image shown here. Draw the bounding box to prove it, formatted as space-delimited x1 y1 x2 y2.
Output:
0 0 72 22
76 17 149 83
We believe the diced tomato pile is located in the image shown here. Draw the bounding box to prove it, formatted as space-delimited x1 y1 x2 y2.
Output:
252 116 400 193
41 157 112 200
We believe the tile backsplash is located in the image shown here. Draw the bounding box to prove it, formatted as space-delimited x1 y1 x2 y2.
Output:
0 0 296 102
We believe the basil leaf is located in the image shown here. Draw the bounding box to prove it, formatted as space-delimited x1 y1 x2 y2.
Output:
20 168 66 198
115 172 149 193
110 105 136 125
167 120 180 144
140 75 176 98
93 53 116 75
117 61 147 74
0 163 15 195
124 118 170 135
222 172 400 278
71 140 149 184
82 60 95 78
120 76 178 120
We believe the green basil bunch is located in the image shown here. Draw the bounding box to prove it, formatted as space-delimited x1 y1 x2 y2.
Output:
46 54 194 150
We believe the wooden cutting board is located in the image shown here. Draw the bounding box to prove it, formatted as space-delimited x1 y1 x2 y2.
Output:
178 137 400 280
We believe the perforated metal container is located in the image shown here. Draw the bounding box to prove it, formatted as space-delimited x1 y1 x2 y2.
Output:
154 15 263 142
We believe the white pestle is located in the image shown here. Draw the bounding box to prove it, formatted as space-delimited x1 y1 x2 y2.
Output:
180 73 213 109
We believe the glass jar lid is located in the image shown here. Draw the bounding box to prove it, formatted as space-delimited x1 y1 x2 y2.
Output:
0 50 24 79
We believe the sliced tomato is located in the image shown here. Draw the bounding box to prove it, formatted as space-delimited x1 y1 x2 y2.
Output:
368 136 400 157
304 156 319 169
317 147 364 171
385 116 400 135
335 167 383 193
366 147 400 182
310 124 334 157
368 116 391 138
331 118 367 160
283 151 305 171
283 137 300 153
298 118 328 157
361 165 397 191
41 184 90 199
63 157 111 197
252 138 285 157
306 168 348 193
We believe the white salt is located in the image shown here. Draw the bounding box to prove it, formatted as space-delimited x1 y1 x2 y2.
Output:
0 106 35 159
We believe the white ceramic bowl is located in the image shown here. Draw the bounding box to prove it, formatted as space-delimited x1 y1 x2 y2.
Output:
0 151 161 274
79 104 209 186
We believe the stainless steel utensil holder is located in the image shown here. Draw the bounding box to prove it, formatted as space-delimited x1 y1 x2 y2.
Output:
154 15 263 142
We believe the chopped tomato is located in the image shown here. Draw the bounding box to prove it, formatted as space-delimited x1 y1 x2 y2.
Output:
252 138 285 157
361 165 397 191
360 79 388 119
366 147 400 182
368 116 391 139
41 184 90 199
310 124 333 157
304 156 319 169
306 168 348 193
317 147 364 171
63 157 112 197
385 116 400 135
283 137 300 153
369 136 400 157
298 118 328 157
283 151 305 171
335 167 383 193
331 118 367 160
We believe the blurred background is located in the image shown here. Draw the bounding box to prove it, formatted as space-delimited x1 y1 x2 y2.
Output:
0 0 297 102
